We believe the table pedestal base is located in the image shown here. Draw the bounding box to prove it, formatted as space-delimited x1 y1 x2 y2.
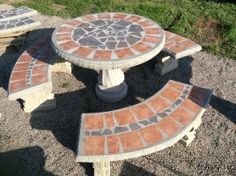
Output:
95 69 128 102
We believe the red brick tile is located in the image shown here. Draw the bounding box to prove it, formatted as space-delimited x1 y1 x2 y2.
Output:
160 87 181 102
59 41 78 51
148 96 171 112
164 31 174 38
113 13 127 20
65 19 82 26
34 60 48 66
31 73 48 85
170 107 194 126
104 113 114 128
14 63 29 71
9 80 27 93
132 42 151 52
120 131 143 151
107 135 120 154
145 28 161 35
73 47 94 57
167 81 185 91
94 50 112 60
11 71 27 81
32 65 48 75
18 54 32 63
164 41 176 49
158 117 181 137
84 114 104 130
140 125 163 145
26 47 39 56
115 48 134 59
143 36 161 43
97 13 111 19
56 34 71 42
138 20 154 27
57 26 73 33
169 35 185 43
169 45 185 53
114 109 135 126
83 136 105 155
179 39 196 48
82 14 97 21
131 103 155 120
189 87 209 102
181 99 201 114
127 15 142 22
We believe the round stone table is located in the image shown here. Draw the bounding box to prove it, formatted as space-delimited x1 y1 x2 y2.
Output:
52 13 165 102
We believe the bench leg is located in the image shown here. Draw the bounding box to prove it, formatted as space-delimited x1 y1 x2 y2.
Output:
93 161 110 176
22 88 56 113
180 117 202 147
154 53 178 76
52 58 73 74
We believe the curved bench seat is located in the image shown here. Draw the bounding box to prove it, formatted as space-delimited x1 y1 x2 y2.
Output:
163 31 202 60
8 36 72 112
8 36 56 112
76 80 212 164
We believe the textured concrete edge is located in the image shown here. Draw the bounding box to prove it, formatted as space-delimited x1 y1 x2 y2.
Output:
164 45 202 60
0 7 38 22
51 23 166 70
8 82 52 100
76 108 206 162
0 21 41 35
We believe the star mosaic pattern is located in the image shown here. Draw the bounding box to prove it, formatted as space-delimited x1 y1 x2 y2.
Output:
52 13 165 63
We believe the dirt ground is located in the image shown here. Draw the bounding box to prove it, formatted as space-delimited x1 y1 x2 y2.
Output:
0 9 236 176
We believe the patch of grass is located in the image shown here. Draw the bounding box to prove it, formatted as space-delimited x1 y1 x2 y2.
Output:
10 0 236 59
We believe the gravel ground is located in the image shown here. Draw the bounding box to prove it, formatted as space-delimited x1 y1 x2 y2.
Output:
0 9 236 176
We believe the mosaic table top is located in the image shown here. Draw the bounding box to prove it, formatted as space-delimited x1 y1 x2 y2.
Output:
52 13 165 70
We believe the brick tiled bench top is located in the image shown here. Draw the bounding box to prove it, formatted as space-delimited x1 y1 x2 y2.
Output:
0 6 38 22
76 80 212 162
8 36 54 100
163 31 202 59
0 17 40 37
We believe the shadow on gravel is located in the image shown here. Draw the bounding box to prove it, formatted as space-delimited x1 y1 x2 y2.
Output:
120 162 156 176
0 146 54 176
210 95 236 123
29 55 235 176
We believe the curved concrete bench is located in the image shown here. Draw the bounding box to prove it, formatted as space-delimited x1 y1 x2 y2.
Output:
155 31 202 76
8 36 72 112
8 37 55 112
163 31 202 60
76 80 212 176
0 6 38 22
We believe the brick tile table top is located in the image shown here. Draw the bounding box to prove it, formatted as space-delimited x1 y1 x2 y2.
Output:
8 36 54 100
52 12 165 70
76 80 212 162
0 6 38 22
164 31 202 59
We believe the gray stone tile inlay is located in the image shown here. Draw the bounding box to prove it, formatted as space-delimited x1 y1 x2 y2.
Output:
0 17 36 30
72 19 144 50
0 7 33 19
84 85 193 136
